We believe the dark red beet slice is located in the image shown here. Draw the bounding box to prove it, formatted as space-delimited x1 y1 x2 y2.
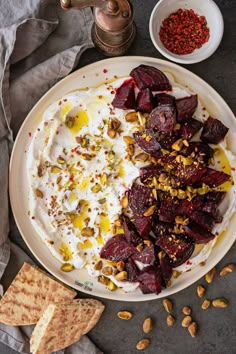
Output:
133 130 161 156
158 194 179 223
125 258 140 282
189 210 214 231
200 168 230 187
136 88 154 112
130 64 171 91
155 93 175 106
112 79 135 110
183 223 215 243
137 265 162 295
153 221 174 236
176 196 204 216
128 183 153 216
202 202 223 222
180 142 214 163
158 253 173 286
155 234 194 267
180 118 203 140
140 163 163 183
176 95 198 122
132 245 156 265
121 214 142 246
133 216 153 239
146 102 176 134
100 235 137 261
157 131 180 150
206 191 226 205
175 164 208 186
201 116 229 144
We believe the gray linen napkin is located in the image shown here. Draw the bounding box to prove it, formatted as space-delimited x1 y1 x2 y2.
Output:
0 0 102 353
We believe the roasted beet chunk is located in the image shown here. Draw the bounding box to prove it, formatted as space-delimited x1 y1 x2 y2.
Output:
159 131 180 150
155 93 175 106
180 142 214 163
132 245 156 266
100 235 137 261
130 64 171 91
133 130 161 156
112 79 135 110
175 164 208 186
125 258 139 282
158 252 173 287
183 223 215 244
128 183 153 216
176 196 204 217
155 234 194 267
133 216 153 239
200 168 230 187
202 202 223 223
158 194 179 223
137 265 162 295
201 116 229 144
146 100 176 134
176 95 198 122
206 191 226 205
140 164 163 183
136 88 154 112
153 221 174 236
121 214 142 246
203 192 225 223
188 210 214 231
180 118 203 140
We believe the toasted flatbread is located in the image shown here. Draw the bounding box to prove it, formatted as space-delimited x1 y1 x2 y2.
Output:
0 262 76 326
30 298 105 354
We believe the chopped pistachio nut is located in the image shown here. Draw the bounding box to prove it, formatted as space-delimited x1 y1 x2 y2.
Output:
91 183 101 193
65 116 75 128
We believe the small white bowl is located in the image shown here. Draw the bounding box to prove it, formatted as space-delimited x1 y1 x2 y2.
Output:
149 0 224 64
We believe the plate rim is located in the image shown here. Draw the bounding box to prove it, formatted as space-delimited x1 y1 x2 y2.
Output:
9 56 236 301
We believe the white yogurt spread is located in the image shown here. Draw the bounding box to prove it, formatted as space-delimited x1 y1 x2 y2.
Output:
27 75 236 291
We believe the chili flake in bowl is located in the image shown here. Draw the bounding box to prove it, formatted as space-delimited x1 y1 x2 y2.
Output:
149 0 224 64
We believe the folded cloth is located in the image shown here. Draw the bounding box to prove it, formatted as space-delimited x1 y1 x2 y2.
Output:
0 1 102 353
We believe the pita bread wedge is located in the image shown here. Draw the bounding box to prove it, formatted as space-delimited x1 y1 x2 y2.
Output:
30 298 105 354
0 262 76 326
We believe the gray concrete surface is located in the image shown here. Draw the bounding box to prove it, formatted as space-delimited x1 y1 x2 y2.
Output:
2 0 236 353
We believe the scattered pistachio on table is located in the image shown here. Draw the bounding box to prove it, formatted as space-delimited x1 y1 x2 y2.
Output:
219 264 234 277
188 322 198 338
197 285 206 298
143 317 153 334
205 267 216 283
136 339 150 351
117 311 133 320
201 299 211 310
212 298 229 308
162 298 173 313
166 314 176 327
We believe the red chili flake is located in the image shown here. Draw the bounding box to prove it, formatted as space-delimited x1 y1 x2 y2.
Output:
56 130 59 135
63 99 67 102
37 128 40 131
44 122 48 126
159 8 210 55
231 167 236 171
28 132 32 137
31 216 35 220
103 69 108 73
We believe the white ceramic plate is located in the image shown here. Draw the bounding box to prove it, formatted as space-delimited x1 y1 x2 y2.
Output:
9 56 236 301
